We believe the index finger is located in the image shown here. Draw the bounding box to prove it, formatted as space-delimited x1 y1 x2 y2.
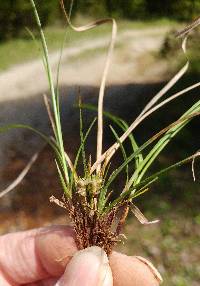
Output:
0 225 162 286
0 225 77 285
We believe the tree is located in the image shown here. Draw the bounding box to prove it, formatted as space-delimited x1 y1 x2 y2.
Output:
0 0 58 41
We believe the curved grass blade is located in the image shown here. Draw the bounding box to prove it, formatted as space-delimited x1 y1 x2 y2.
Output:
81 103 143 167
91 36 200 172
109 110 200 189
55 3 74 120
0 124 55 149
60 0 117 172
79 104 87 175
92 80 200 173
43 94 56 135
102 109 143 168
0 152 39 198
119 120 143 168
105 152 199 213
55 159 71 198
131 152 200 198
109 125 129 183
138 37 189 118
74 117 97 171
0 123 72 197
176 16 200 38
69 117 97 189
98 110 200 213
131 204 159 225
30 0 69 184
128 98 200 188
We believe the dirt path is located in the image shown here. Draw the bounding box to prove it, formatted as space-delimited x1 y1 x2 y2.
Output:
0 26 169 102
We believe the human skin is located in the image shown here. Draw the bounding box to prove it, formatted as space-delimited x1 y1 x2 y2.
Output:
0 225 162 286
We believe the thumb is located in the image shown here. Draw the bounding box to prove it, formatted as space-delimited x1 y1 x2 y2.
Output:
55 246 113 286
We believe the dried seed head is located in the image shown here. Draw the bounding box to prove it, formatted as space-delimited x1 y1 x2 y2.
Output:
77 178 86 196
76 176 102 197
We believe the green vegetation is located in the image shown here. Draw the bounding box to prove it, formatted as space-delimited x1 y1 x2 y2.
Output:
116 168 200 285
118 209 200 285
0 23 113 71
161 27 200 75
0 1 199 41
0 0 59 41
0 18 177 71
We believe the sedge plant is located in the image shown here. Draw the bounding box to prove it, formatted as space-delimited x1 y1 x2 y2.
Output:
0 1 200 255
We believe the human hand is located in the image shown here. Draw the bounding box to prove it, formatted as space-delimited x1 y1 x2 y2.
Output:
0 225 162 286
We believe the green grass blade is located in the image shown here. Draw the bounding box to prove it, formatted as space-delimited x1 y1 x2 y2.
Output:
0 123 68 180
0 124 55 149
109 125 129 182
55 25 71 119
69 117 97 189
119 119 143 168
55 160 70 198
129 99 200 187
132 153 197 196
99 108 200 212
74 117 97 171
79 105 87 175
105 153 197 213
29 0 69 184
81 103 143 167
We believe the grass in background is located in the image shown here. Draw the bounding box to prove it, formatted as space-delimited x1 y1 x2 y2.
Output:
0 18 178 71
160 26 200 75
117 175 200 286
0 24 110 71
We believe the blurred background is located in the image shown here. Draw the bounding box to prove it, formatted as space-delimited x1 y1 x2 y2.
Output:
0 1 200 285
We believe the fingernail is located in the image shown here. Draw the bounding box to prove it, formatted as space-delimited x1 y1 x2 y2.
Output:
56 246 113 286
